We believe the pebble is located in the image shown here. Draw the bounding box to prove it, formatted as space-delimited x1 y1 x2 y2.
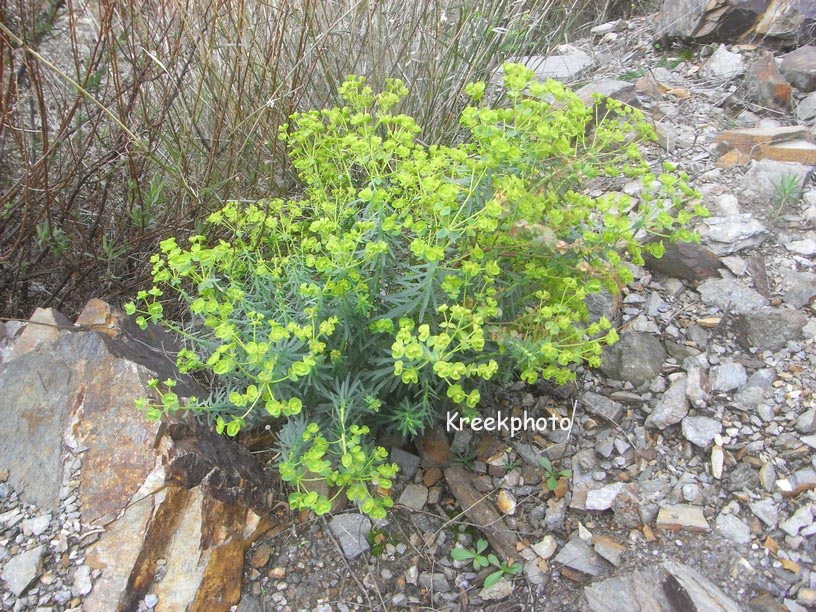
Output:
715 512 751 544
780 506 814 537
682 416 723 448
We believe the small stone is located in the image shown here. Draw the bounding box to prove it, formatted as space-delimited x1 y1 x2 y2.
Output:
585 483 624 511
785 239 816 256
681 416 722 448
532 535 557 560
72 564 93 596
749 499 779 528
21 515 51 538
479 576 514 601
715 194 740 216
702 45 745 81
715 512 751 544
710 362 747 393
599 331 665 386
725 463 759 493
418 572 450 593
734 307 807 352
496 489 516 515
798 588 816 607
553 537 610 578
390 448 421 480
759 463 776 493
582 392 624 423
144 593 159 609
697 278 768 314
249 543 272 569
647 375 689 429
797 409 816 434
398 484 428 511
329 514 372 558
779 506 813 537
2 545 46 596
780 45 816 92
656 504 709 532
592 536 625 567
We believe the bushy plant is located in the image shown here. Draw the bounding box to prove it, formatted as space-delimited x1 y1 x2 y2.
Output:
127 63 705 518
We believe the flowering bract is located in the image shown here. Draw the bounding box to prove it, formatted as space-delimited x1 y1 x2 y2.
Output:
127 64 705 518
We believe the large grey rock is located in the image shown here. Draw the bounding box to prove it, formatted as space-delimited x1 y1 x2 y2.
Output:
697 278 768 314
781 45 816 92
647 375 689 429
702 44 745 80
655 0 768 42
575 79 638 108
599 331 665 386
329 513 372 558
681 416 722 447
700 214 768 254
2 545 46 596
734 306 807 351
663 561 741 611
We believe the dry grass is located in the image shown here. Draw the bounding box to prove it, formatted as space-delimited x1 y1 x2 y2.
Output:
0 0 652 318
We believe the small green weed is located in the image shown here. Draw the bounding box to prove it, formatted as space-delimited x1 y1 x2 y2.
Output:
771 173 803 216
540 456 571 491
451 538 522 588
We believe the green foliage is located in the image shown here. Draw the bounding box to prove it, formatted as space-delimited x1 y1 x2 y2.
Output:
451 538 522 587
771 172 803 216
539 456 572 491
127 64 704 519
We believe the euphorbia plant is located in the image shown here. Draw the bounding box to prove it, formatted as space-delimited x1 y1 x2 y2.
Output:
127 63 705 518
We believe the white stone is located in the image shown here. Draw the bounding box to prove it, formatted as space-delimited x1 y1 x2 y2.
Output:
1 545 46 596
702 45 745 80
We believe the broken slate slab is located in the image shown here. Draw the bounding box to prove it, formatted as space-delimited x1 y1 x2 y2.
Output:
398 483 428 510
663 561 741 612
701 44 745 80
750 498 779 528
508 48 593 82
780 45 816 92
553 536 610 579
700 214 768 254
681 416 722 448
2 545 46 596
643 241 721 281
780 506 813 537
697 278 768 314
656 504 710 532
715 512 751 544
390 448 421 480
710 361 748 393
585 483 624 511
646 374 689 430
581 392 624 423
599 331 665 386
592 536 626 567
329 513 372 558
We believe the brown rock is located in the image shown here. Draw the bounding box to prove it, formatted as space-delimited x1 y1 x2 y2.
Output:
655 0 769 42
714 126 807 151
656 504 710 532
757 140 816 165
10 307 74 359
716 148 751 168
249 543 272 569
643 241 722 281
443 466 522 565
754 1 816 44
416 425 452 468
746 52 792 111
423 467 443 487
781 45 816 92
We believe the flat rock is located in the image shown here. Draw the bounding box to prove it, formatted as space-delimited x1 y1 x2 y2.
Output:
581 392 624 423
329 513 372 558
697 278 769 314
553 536 610 578
780 268 816 308
586 483 624 511
710 361 748 392
575 79 637 107
715 512 751 544
702 44 745 81
508 48 593 82
780 506 813 537
741 159 811 203
656 504 709 532
681 416 722 448
21 514 51 537
479 577 514 601
647 375 689 430
643 241 721 281
531 535 557 560
655 0 764 42
599 331 665 386
390 448 421 480
663 561 741 612
700 214 767 254
2 545 46 596
785 238 816 256
592 536 626 567
781 45 816 92
734 306 807 351
797 408 816 433
399 483 428 510
750 498 779 527
798 91 816 123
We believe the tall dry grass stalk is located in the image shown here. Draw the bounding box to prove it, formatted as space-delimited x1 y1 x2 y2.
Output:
0 0 646 317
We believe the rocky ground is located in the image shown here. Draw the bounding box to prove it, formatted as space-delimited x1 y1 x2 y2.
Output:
2 6 816 612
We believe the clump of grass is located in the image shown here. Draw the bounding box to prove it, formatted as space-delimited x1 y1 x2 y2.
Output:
771 172 803 217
